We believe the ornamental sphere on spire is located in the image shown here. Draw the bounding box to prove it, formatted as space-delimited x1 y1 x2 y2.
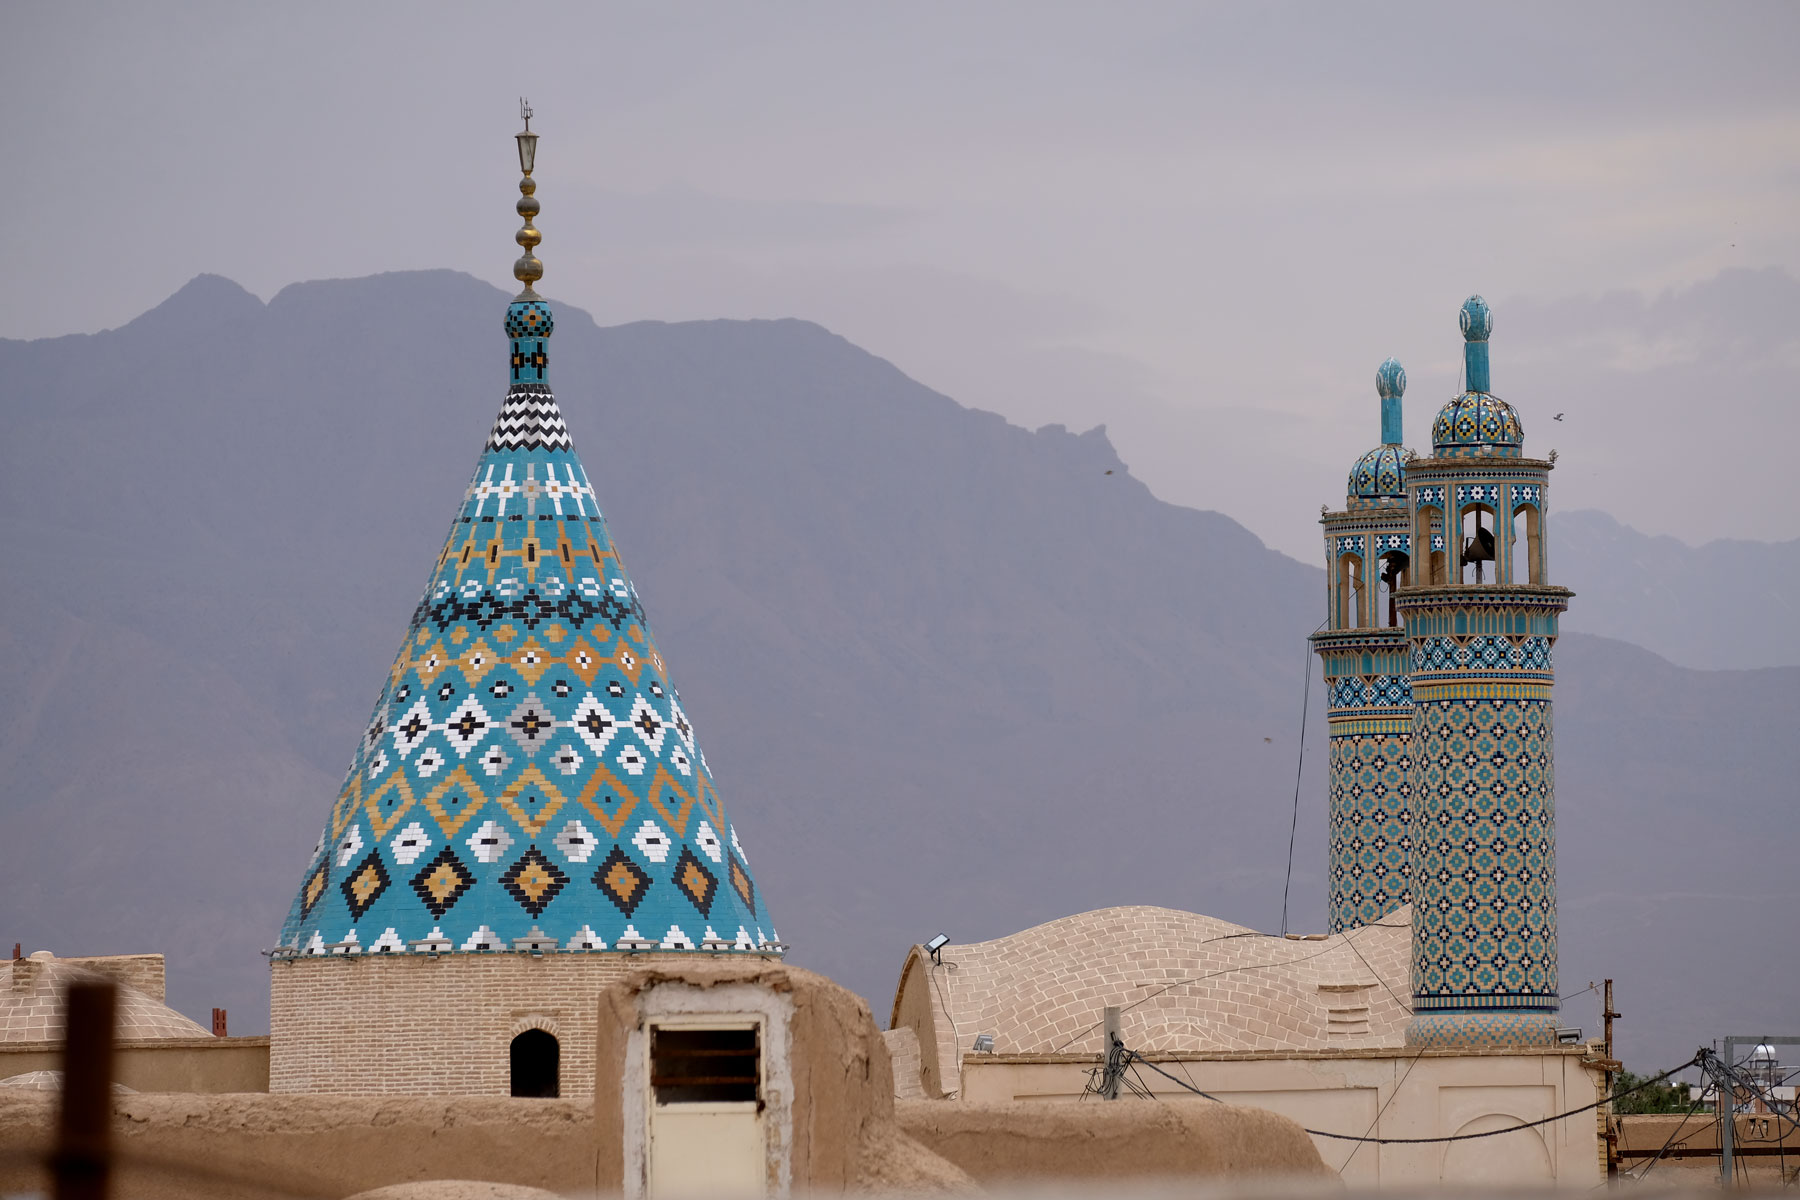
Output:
1376 356 1406 399
1459 295 1492 342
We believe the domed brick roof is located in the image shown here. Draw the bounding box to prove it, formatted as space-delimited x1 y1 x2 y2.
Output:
893 906 1411 1096
1 954 209 1043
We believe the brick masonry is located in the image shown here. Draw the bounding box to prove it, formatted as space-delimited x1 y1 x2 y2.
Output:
269 952 730 1095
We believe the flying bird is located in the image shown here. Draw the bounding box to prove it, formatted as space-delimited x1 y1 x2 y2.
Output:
1104 469 1113 475
1553 413 1565 421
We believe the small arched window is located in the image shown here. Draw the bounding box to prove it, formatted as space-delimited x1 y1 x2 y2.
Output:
511 1028 560 1098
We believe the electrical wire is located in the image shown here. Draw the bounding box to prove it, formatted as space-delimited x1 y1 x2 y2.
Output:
1280 620 1327 936
1338 923 1412 1016
927 957 962 1097
1122 1049 1702 1145
1338 1046 1428 1172
1050 930 1364 1053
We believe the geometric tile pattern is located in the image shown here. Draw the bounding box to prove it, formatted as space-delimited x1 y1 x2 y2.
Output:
1329 674 1414 709
277 294 775 957
1405 693 1558 1014
1432 390 1523 457
1326 731 1413 933
1348 443 1407 499
1405 1010 1560 1049
1412 635 1553 673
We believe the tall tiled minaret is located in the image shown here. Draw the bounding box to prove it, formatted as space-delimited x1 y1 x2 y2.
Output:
1398 297 1571 1048
1311 360 1415 932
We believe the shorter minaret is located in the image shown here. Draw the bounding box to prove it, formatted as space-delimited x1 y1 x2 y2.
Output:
1398 296 1571 1049
1311 359 1415 932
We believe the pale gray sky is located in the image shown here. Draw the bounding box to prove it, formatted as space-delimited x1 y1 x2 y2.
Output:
4 2 1796 559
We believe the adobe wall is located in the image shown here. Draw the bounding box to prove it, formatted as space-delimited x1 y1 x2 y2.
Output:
592 959 928 1195
0 1036 269 1093
270 952 735 1094
896 1098 1332 1185
0 1091 594 1200
954 1045 1606 1187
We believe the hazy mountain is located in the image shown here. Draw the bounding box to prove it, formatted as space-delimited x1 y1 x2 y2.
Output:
1555 509 1800 670
1 271 1791 1075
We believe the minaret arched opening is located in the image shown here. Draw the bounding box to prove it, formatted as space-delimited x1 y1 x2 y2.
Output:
1459 504 1497 584
1377 550 1409 626
511 1028 560 1098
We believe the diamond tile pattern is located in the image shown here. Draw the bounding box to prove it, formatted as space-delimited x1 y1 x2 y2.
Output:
1326 731 1414 933
277 296 772 956
1407 693 1557 1011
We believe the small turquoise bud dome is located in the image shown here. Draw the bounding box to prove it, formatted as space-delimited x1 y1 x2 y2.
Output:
1459 295 1492 342
1376 357 1406 399
1348 444 1406 500
504 298 555 339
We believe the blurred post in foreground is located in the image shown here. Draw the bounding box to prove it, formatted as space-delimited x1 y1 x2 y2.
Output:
55 980 115 1200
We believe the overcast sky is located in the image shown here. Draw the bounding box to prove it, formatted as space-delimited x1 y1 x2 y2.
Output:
4 3 1796 559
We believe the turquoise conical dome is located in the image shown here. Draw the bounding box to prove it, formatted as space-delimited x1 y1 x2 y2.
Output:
278 138 774 958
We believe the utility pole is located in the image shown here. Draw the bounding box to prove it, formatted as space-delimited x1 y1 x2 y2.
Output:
1602 980 1620 1178
1101 1006 1122 1100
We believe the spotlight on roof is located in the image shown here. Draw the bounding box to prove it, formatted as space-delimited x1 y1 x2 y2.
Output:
972 1033 995 1054
925 933 950 964
1556 1027 1584 1045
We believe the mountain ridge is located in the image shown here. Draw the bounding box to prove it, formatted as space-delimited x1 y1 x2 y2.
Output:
1 269 1791 1075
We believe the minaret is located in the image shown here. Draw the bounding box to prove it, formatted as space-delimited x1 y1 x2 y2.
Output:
1311 359 1415 932
270 108 778 1096
1397 296 1571 1049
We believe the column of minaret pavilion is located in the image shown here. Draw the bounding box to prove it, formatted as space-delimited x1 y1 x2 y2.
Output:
1317 297 1572 1050
269 110 778 1096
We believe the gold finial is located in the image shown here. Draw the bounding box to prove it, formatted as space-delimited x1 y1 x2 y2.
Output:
513 99 543 297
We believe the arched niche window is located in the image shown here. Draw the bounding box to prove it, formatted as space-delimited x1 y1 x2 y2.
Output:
1376 550 1410 627
1416 506 1445 585
1337 552 1365 628
1514 504 1544 585
511 1028 560 1098
1460 505 1497 585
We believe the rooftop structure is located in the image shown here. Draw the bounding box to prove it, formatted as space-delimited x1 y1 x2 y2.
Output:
890 905 1411 1099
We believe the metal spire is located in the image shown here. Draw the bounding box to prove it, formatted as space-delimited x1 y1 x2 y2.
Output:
513 99 543 298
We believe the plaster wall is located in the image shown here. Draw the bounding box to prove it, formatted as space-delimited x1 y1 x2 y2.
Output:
270 953 728 1095
0 1036 269 1093
956 1046 1604 1188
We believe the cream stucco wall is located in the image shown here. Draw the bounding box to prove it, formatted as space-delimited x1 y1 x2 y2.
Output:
956 1046 1605 1188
